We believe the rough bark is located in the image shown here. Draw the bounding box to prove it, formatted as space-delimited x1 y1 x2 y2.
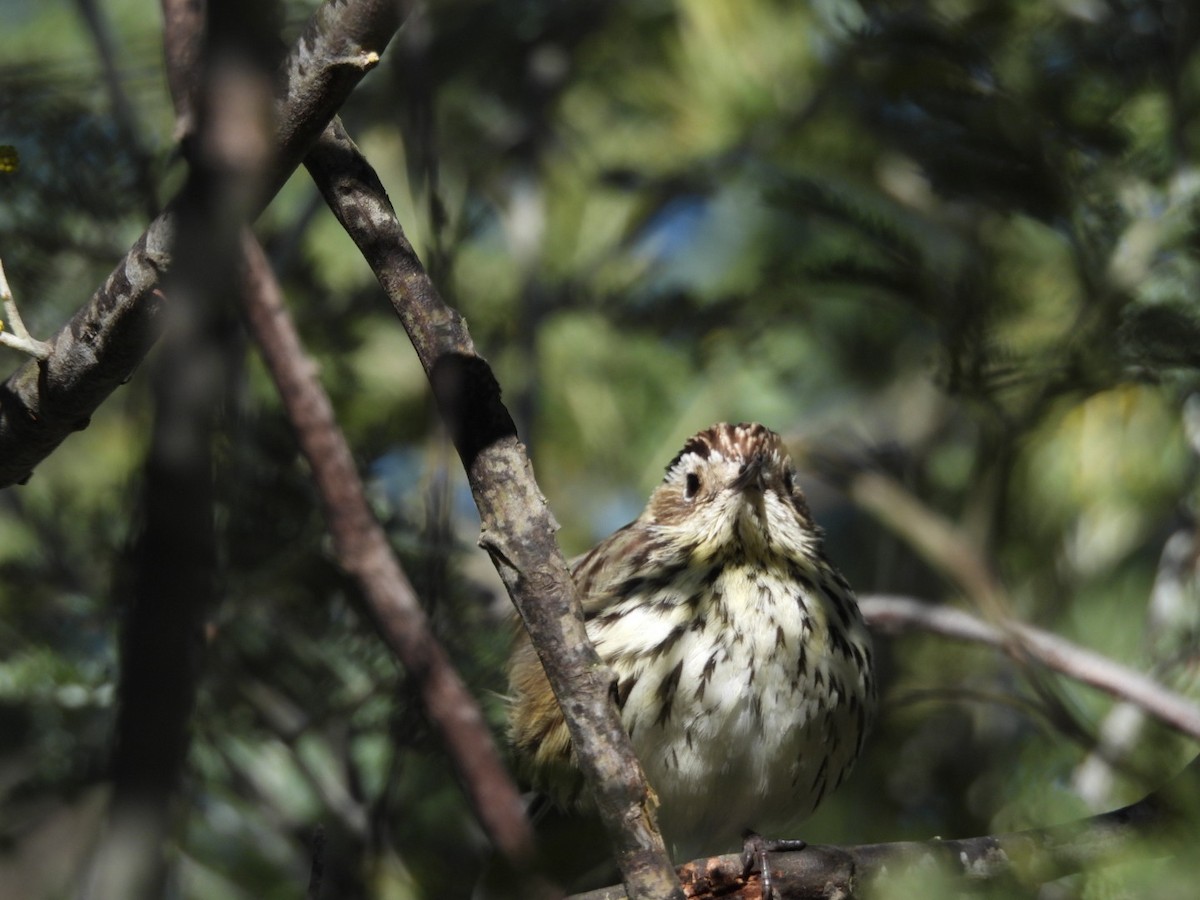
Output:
0 0 403 488
303 119 684 900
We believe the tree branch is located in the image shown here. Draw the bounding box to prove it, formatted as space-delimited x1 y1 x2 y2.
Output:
86 1 274 893
834 464 1193 745
302 119 684 900
237 232 543 883
0 0 403 488
160 0 205 142
860 594 1200 741
570 755 1199 899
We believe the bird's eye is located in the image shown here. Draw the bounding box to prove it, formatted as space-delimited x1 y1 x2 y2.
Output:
783 470 795 494
685 472 701 499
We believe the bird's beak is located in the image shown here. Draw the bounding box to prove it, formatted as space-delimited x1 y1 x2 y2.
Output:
731 453 768 493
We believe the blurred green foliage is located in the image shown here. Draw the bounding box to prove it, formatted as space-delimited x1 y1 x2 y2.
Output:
2 0 1200 897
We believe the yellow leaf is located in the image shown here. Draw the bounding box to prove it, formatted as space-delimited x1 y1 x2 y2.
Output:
0 146 18 173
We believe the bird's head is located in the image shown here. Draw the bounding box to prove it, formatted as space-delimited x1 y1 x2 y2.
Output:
644 422 820 561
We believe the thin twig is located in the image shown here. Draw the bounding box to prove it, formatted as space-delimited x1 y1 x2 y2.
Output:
238 233 543 884
860 594 1200 741
845 470 1007 616
302 118 684 900
74 0 160 218
0 259 51 361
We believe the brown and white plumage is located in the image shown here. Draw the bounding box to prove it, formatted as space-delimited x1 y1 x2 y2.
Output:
508 422 875 862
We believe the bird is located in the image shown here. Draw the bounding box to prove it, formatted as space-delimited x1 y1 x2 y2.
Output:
507 422 876 893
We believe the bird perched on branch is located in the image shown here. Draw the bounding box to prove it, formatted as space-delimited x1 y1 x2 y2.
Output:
508 422 876 893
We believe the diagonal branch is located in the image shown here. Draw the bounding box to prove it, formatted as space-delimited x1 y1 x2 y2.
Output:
0 0 403 489
841 469 1008 616
302 118 684 900
161 0 205 141
834 463 1141 743
237 232 544 884
860 594 1200 741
